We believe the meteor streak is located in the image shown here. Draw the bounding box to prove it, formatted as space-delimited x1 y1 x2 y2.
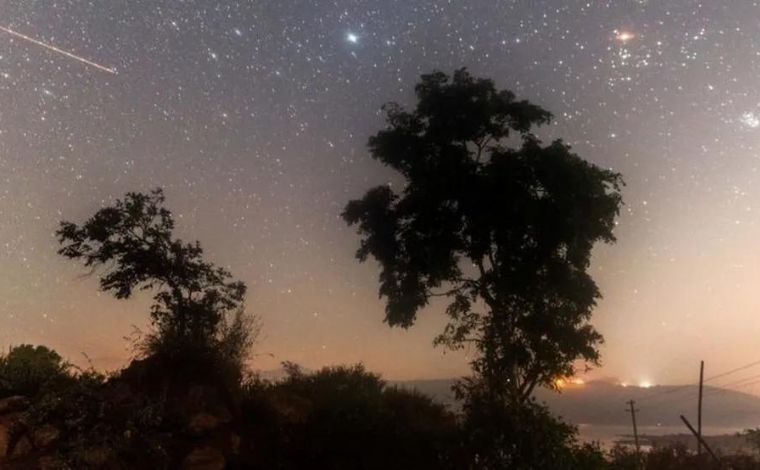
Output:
0 26 116 74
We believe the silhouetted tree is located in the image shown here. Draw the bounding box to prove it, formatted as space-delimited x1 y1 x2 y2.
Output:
56 189 252 361
344 69 623 404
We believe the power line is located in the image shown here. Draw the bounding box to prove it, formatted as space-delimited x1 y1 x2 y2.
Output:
636 358 760 405
712 372 760 390
702 376 760 398
704 359 760 383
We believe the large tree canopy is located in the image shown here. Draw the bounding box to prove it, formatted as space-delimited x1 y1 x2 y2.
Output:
343 69 623 401
56 189 247 350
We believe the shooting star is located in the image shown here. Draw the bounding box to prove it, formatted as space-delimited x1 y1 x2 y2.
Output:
0 26 116 74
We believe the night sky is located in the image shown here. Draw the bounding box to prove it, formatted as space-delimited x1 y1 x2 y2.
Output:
4 1 760 387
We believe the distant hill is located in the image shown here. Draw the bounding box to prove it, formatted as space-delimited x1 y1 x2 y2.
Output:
394 379 760 428
257 369 760 428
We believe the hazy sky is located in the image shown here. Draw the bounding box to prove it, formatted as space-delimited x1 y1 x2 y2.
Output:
4 1 760 387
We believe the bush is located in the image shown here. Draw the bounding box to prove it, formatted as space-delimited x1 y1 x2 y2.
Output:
136 306 259 386
0 344 71 397
458 378 608 470
240 364 463 469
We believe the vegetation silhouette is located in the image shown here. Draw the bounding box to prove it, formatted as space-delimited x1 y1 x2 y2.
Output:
56 188 256 371
343 68 623 403
7 70 760 469
344 68 623 467
0 187 468 468
607 442 759 469
0 345 70 398
240 364 464 469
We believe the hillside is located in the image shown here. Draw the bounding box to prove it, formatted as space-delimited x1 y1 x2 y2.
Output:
395 379 760 428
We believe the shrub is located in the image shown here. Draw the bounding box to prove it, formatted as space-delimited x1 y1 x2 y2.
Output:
0 344 71 397
240 364 463 469
458 378 608 470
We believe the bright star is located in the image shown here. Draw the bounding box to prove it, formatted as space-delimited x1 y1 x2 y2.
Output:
616 31 635 42
741 112 760 129
346 32 359 44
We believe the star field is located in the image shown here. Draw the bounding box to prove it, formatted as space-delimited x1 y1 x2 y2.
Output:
3 0 760 384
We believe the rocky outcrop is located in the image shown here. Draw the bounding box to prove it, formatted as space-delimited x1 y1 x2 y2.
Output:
0 396 28 415
189 412 225 435
32 425 60 448
182 445 226 469
0 411 14 457
0 396 65 469
0 395 30 459
0 355 245 468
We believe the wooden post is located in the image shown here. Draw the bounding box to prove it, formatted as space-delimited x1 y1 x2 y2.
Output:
698 360 704 457
681 414 720 465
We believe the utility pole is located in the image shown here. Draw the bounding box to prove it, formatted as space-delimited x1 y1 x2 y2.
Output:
698 360 704 457
626 399 640 457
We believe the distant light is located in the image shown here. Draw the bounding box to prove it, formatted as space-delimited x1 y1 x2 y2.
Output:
346 32 359 44
639 380 652 388
616 31 635 42
555 377 585 388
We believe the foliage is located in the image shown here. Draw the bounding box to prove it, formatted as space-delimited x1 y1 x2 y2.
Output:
604 442 760 470
343 68 623 402
0 344 71 397
0 346 168 467
744 427 760 455
607 443 645 470
21 369 173 468
240 364 463 469
458 376 607 470
56 189 255 369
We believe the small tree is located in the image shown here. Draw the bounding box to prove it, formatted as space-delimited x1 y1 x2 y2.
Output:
56 189 254 362
343 69 623 403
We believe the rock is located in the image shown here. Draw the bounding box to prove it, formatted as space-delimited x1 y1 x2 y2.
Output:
0 410 28 459
38 456 62 469
33 424 60 448
82 446 114 466
229 433 241 455
0 419 10 458
10 435 32 458
0 396 29 414
188 412 222 435
182 446 226 470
